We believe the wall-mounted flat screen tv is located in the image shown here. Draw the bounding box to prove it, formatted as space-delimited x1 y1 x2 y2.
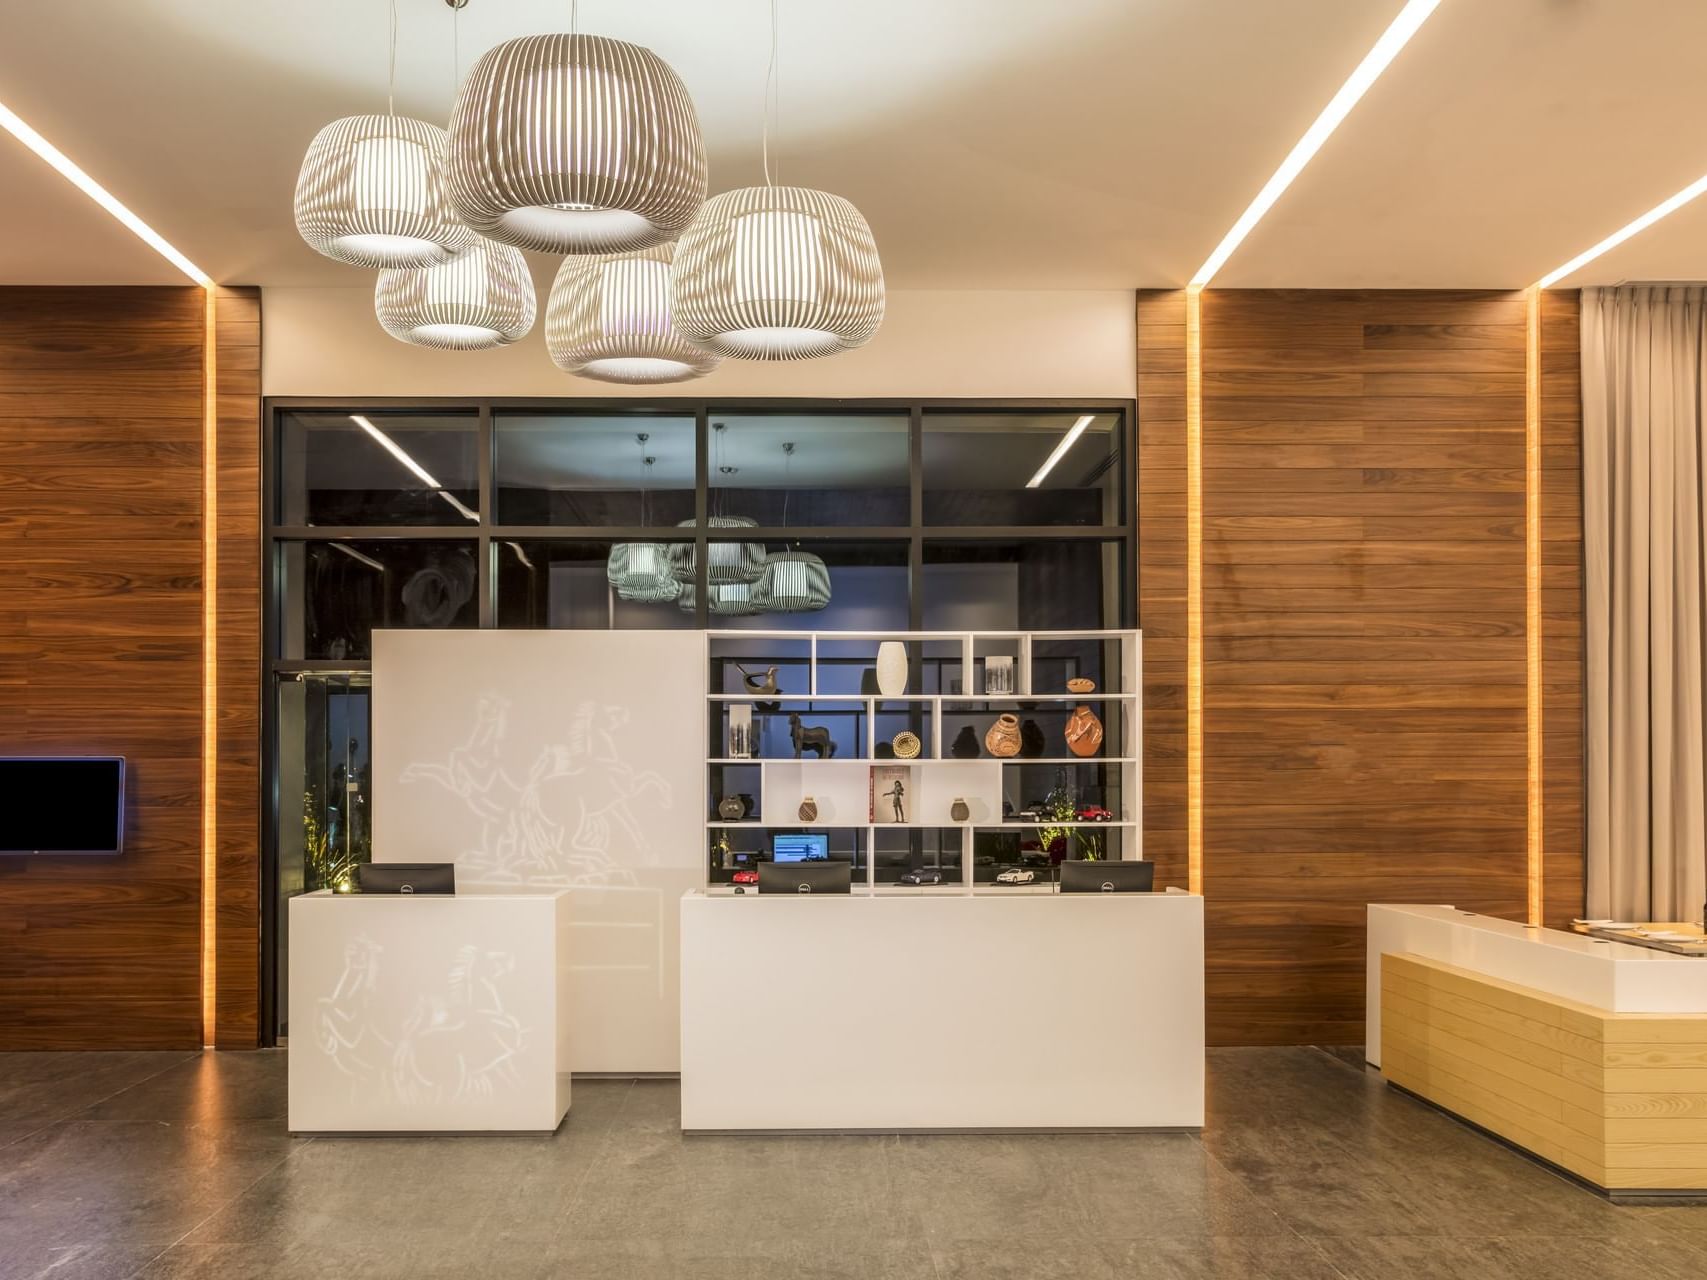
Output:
0 757 125 854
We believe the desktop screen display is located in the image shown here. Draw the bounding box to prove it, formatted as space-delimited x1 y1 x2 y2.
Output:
772 833 829 863
0 757 125 854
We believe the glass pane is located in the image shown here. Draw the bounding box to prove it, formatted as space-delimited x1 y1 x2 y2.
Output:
494 413 695 527
708 413 909 527
709 540 910 630
923 411 1121 526
920 540 1125 631
278 539 479 659
274 671 372 1036
495 538 695 629
277 411 479 527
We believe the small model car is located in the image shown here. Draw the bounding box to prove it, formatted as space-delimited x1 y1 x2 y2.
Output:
995 867 1037 885
1016 804 1049 822
1078 806 1113 822
899 869 944 885
731 869 759 885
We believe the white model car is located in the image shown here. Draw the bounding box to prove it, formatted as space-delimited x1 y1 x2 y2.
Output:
995 867 1036 885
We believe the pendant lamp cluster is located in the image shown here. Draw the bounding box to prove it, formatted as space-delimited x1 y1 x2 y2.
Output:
294 0 885 384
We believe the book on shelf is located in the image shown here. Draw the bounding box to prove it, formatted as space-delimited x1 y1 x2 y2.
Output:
870 765 909 824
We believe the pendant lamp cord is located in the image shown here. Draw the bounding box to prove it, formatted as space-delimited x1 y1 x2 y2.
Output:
387 0 398 116
762 0 779 186
571 0 579 36
451 0 459 97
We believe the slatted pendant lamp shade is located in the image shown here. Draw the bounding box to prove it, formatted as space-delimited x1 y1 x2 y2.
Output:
671 185 885 360
295 115 477 268
606 543 681 602
375 237 536 350
546 244 721 384
675 582 761 617
447 34 708 255
750 550 832 612
666 517 766 586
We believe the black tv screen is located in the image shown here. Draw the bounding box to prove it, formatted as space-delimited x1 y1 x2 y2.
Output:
0 758 125 854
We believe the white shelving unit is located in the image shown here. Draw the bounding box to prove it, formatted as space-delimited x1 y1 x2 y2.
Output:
704 629 1141 890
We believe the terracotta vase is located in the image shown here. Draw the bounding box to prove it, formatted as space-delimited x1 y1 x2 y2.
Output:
798 797 818 822
985 714 1022 758
1065 704 1104 758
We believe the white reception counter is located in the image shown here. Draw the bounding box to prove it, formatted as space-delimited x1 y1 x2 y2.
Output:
680 888 1204 1132
289 888 572 1134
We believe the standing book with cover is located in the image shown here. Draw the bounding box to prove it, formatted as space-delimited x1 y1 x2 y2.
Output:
870 765 910 824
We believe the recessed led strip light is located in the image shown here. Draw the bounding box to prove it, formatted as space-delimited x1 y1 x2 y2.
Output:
1189 0 1441 287
0 99 213 287
350 414 479 522
1536 171 1707 288
1026 415 1095 488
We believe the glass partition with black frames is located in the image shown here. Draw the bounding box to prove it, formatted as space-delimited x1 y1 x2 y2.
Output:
262 398 1135 1039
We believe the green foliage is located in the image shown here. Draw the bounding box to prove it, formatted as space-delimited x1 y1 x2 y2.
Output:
1037 770 1077 857
302 790 364 893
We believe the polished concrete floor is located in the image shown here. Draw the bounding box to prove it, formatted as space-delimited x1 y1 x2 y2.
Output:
6 1047 1707 1278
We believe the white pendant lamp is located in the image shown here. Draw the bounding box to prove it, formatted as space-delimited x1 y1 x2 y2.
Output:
750 550 832 612
666 516 767 586
676 581 761 617
607 542 681 602
672 185 884 360
448 33 707 254
295 115 476 268
546 244 721 385
375 237 536 350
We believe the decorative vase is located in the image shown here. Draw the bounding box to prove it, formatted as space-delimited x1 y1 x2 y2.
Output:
798 796 818 822
950 726 981 759
1019 718 1046 759
985 714 1022 758
1065 705 1104 758
950 797 970 822
717 795 746 821
1067 676 1096 694
892 731 921 760
876 641 908 696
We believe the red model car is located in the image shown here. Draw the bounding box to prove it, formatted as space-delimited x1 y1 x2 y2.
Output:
731 869 760 885
1078 806 1113 822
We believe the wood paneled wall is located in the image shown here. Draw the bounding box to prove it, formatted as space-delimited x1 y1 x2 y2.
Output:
1137 288 1585 1047
0 286 261 1050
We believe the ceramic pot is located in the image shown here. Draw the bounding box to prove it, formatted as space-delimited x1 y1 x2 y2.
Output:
1065 705 1104 757
876 641 908 696
892 731 921 759
1019 718 1046 758
950 726 981 759
718 795 746 821
985 714 1022 758
1067 676 1096 694
950 797 970 822
798 796 818 822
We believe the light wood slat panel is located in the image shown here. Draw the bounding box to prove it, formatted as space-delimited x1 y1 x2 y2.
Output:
1382 953 1707 1191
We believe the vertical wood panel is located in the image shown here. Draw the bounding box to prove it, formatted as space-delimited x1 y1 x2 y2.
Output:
0 287 207 1049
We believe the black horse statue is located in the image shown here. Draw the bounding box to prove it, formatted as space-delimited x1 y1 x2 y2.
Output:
789 713 835 759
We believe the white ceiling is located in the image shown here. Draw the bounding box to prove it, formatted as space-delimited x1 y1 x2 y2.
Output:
0 0 1702 289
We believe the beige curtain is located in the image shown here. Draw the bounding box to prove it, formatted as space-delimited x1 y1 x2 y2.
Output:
1583 286 1707 921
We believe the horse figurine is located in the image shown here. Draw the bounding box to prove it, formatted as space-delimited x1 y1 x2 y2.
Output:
789 713 835 759
737 664 779 695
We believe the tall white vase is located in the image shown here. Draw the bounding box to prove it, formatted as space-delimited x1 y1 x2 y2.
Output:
875 641 908 696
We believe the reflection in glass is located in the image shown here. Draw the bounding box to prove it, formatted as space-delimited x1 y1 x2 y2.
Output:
279 540 479 659
494 414 695 525
709 414 908 527
277 412 479 526
496 540 694 629
712 541 908 630
920 541 1124 632
924 412 1121 526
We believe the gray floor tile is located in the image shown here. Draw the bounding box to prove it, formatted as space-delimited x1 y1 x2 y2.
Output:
0 1243 166 1280
0 1052 196 1146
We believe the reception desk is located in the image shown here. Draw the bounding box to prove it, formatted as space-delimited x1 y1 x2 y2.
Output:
1368 905 1707 1197
679 888 1204 1132
288 887 572 1134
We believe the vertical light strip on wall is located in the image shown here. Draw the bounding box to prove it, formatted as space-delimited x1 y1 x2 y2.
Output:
201 287 219 1046
1524 286 1543 927
1185 285 1204 895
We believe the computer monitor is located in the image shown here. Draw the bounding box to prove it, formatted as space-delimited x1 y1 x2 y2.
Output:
758 860 851 894
1059 860 1153 894
771 832 829 863
357 863 456 895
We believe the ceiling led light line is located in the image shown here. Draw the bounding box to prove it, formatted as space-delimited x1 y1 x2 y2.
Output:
1026 415 1094 489
0 100 212 286
349 413 478 522
1536 172 1707 289
1189 0 1441 288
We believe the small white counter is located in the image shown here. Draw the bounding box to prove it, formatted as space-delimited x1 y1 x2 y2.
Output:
680 889 1204 1132
1365 904 1707 1067
289 887 572 1134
